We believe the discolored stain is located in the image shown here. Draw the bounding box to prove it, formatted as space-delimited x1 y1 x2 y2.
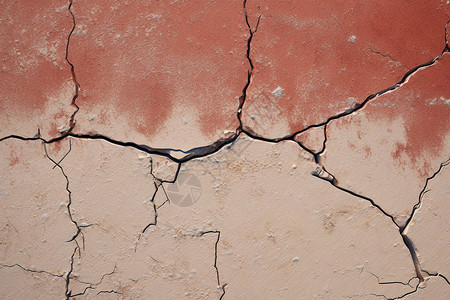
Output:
244 0 448 138
0 0 74 135
368 55 450 175
70 0 248 143
8 150 19 167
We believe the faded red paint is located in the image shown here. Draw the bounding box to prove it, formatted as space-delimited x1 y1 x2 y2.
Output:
294 126 325 153
8 150 19 167
71 0 248 141
369 54 450 174
0 1 74 138
244 0 449 137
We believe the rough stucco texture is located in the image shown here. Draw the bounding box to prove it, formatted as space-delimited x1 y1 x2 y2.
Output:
0 1 449 299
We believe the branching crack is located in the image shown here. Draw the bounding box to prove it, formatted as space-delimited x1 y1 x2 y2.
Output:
0 3 449 300
43 139 84 250
70 265 117 297
135 158 178 252
401 158 450 234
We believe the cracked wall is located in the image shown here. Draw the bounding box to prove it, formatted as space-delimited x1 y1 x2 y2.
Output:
0 0 449 299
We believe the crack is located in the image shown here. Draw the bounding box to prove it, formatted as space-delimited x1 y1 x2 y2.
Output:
368 271 417 288
97 290 122 295
135 158 176 252
369 48 409 70
400 235 424 282
394 158 450 283
65 246 78 299
309 160 439 284
70 265 117 297
0 262 64 279
237 0 261 131
401 158 450 234
43 139 84 250
200 230 227 300
64 0 80 135
445 20 450 51
422 270 450 285
311 165 399 227
0 6 448 300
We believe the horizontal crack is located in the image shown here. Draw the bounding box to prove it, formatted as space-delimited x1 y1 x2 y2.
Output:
0 262 64 278
70 265 117 297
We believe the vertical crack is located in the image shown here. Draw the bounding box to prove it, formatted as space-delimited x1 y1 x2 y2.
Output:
64 0 80 135
237 1 261 131
135 159 179 252
398 158 450 283
43 140 84 250
200 230 226 300
65 246 78 299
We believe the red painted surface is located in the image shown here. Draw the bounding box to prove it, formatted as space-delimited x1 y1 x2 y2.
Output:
0 1 74 138
244 0 449 137
370 54 450 175
70 0 248 140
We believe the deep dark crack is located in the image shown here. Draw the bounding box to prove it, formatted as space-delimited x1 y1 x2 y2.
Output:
237 0 261 132
65 247 78 299
64 0 80 135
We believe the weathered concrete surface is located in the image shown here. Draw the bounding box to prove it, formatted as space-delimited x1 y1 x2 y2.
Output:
0 0 76 140
70 0 248 150
407 161 450 280
0 0 449 299
323 53 450 225
0 139 77 299
242 0 449 139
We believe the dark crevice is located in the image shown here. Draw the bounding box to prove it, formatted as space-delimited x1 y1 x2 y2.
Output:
65 247 78 299
312 165 399 227
240 50 446 144
401 235 424 283
200 230 226 300
401 158 450 234
396 158 450 283
237 0 261 132
136 157 175 252
422 270 450 285
64 0 80 135
445 20 450 51
0 5 448 300
43 140 84 250
315 124 328 161
97 290 122 295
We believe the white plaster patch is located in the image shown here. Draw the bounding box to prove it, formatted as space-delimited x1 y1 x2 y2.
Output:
271 86 285 99
348 35 357 43
426 96 450 105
